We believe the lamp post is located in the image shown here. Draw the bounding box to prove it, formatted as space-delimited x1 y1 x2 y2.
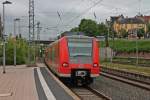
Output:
2 1 12 73
136 29 139 66
14 18 20 66
105 19 110 62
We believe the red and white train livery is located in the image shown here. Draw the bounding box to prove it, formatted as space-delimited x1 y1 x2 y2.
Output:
45 35 100 85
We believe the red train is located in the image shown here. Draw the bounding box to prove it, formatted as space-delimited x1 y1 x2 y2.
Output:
45 35 100 85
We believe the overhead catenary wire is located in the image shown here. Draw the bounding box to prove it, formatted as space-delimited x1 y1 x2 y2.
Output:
63 0 103 28
55 0 88 34
142 9 150 14
62 0 86 18
32 0 103 35
54 0 103 34
89 0 127 16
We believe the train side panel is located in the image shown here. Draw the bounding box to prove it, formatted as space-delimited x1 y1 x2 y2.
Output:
91 38 100 77
58 37 70 77
52 41 59 75
46 40 60 76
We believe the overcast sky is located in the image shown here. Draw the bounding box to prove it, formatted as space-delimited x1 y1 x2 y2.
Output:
0 0 150 40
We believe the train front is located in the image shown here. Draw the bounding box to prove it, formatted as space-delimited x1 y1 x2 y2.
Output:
60 35 100 85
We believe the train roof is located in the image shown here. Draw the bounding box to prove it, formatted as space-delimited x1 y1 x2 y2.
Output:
61 32 85 36
65 35 94 39
57 32 86 39
48 35 94 47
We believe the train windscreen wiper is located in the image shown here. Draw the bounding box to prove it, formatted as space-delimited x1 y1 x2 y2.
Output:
71 53 91 57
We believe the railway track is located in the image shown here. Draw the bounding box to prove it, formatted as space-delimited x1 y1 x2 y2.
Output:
45 62 111 100
101 66 150 91
71 86 111 100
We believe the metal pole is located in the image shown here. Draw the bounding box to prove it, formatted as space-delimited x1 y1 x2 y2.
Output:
105 20 110 62
2 3 6 73
37 22 40 41
0 16 2 38
28 0 35 65
13 18 20 66
33 0 35 64
112 30 115 61
37 22 40 61
136 30 139 66
2 1 12 73
14 19 16 66
28 5 30 65
18 19 21 37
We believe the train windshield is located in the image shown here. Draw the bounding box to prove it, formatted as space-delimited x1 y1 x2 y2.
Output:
68 38 92 64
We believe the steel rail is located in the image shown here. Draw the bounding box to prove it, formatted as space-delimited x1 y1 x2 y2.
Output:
101 67 150 91
70 86 112 100
86 86 112 100
101 67 150 85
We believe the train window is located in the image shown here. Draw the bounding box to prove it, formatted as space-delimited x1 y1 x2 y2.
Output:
68 42 92 56
68 39 92 63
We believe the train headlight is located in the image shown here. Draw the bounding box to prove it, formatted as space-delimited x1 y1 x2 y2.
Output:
93 63 98 67
62 62 69 67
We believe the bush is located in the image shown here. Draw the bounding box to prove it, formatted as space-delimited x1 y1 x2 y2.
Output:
0 38 33 65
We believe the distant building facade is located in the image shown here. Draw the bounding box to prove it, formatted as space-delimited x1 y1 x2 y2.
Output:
111 15 147 36
138 15 150 24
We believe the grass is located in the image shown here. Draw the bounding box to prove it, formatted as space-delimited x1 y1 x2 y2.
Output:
101 62 150 76
100 39 150 52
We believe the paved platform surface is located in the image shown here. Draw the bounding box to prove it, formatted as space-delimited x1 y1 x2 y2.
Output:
0 64 75 100
0 65 38 100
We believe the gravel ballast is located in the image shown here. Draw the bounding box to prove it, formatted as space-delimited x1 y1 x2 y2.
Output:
91 76 150 100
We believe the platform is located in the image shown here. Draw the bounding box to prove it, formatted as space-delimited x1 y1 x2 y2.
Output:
0 64 78 100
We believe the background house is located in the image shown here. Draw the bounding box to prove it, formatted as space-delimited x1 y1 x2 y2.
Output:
138 15 150 24
114 17 146 34
111 15 147 38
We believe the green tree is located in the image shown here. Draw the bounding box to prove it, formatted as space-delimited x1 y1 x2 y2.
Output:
69 18 111 37
97 23 108 36
0 37 29 65
147 23 150 32
79 19 98 36
70 27 79 32
137 28 145 39
118 29 127 38
146 23 150 38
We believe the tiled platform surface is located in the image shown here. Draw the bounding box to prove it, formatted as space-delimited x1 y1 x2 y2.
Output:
0 65 38 100
0 64 78 100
